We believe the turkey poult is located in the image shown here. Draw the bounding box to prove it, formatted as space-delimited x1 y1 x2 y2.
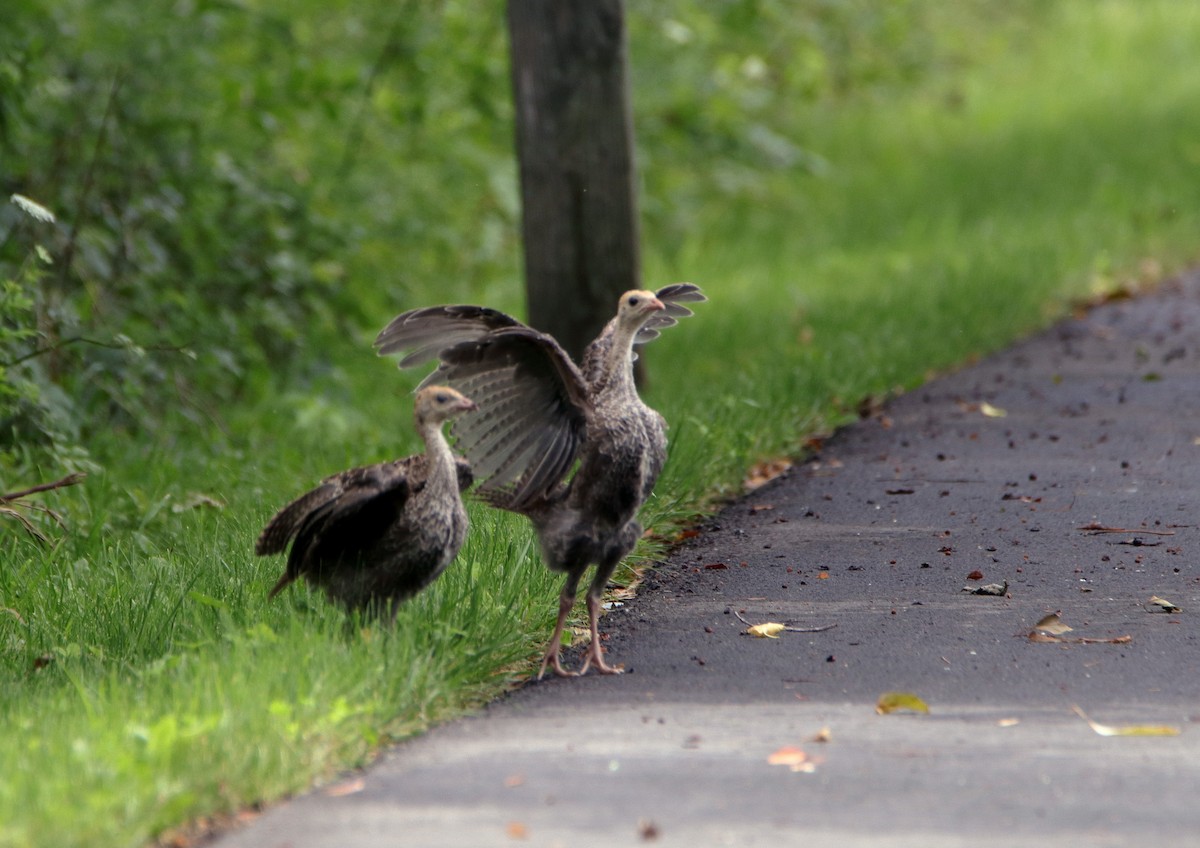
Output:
375 284 706 676
255 385 476 620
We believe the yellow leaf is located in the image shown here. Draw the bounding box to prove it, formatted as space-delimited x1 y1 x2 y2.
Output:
980 402 1007 418
997 718 1020 727
1148 595 1182 613
875 691 930 715
1071 705 1180 737
747 622 786 639
1033 612 1073 635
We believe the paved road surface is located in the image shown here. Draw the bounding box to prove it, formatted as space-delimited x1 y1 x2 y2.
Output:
215 275 1200 847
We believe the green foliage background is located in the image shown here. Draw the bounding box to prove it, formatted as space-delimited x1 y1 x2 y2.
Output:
1 0 1021 471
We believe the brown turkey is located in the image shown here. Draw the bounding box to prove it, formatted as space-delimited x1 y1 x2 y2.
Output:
255 385 476 620
375 284 705 676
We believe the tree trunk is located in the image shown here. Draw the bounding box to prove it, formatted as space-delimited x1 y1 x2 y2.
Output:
507 0 641 363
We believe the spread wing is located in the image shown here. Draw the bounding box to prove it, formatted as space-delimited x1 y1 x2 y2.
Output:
257 459 418 596
374 305 525 369
429 327 589 510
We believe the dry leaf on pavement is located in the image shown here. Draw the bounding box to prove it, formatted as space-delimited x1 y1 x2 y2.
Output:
963 581 1008 596
734 610 837 636
746 622 787 639
767 745 818 773
744 458 792 490
1033 613 1073 635
325 777 365 797
1026 612 1130 644
1148 595 1182 613
1071 705 1180 737
506 821 529 840
876 692 930 715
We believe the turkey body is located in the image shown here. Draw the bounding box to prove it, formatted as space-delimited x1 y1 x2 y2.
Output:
256 386 475 619
376 284 704 674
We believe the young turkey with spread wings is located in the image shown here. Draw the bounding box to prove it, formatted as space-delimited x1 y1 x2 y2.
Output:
375 284 705 676
256 385 476 620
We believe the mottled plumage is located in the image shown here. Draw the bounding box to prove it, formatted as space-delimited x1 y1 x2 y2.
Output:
256 386 476 619
376 284 705 674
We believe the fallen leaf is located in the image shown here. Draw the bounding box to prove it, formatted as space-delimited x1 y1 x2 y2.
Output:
1027 630 1132 645
1033 613 1073 635
506 821 529 840
767 745 817 772
749 504 775 513
1077 523 1174 536
817 572 830 580
1148 595 1182 613
744 458 792 491
1071 705 1180 737
997 718 1020 727
876 692 930 715
966 570 984 580
963 581 1008 596
703 562 728 570
734 610 837 635
980 402 1007 418
747 622 786 639
325 777 365 797
810 726 833 743
637 818 661 841
1026 632 1062 643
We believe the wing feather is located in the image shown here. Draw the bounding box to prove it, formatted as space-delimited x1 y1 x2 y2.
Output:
429 328 588 498
374 305 525 367
634 283 707 346
257 460 415 574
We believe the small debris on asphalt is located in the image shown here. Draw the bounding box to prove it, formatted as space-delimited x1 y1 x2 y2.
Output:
963 581 1008 596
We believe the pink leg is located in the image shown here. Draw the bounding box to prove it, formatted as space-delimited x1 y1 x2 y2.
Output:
577 591 623 676
537 578 580 679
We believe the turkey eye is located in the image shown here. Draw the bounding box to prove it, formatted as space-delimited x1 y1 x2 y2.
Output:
628 296 639 307
436 393 449 403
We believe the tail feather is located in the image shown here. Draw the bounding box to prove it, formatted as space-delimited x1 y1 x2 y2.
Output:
267 570 296 599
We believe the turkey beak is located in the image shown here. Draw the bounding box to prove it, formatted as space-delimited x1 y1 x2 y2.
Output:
646 297 665 313
457 397 478 413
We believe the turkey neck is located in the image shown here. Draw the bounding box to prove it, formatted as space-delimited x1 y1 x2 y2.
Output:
597 320 641 401
417 416 458 497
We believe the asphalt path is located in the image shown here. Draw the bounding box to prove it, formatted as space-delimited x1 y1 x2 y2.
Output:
215 275 1200 847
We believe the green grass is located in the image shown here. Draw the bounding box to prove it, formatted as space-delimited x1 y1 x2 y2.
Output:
5 2 1200 845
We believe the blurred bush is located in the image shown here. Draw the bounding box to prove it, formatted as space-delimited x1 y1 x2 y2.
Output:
0 0 1022 470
